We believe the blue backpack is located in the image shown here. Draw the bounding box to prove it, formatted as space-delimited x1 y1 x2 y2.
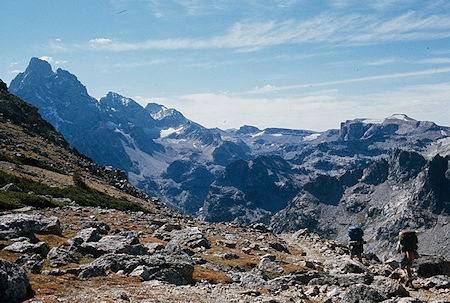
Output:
348 226 364 242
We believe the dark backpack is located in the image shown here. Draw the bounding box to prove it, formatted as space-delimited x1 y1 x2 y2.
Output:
399 230 418 252
348 226 364 242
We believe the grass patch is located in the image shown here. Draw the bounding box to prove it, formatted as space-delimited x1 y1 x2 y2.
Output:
0 153 66 175
0 170 147 212
192 266 233 284
73 252 96 265
0 190 63 210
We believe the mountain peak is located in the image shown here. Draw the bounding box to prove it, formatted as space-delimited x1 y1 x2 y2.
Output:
25 57 53 76
99 92 141 109
145 103 167 115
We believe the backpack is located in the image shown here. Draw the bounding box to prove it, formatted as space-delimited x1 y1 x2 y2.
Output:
399 230 418 252
348 226 364 242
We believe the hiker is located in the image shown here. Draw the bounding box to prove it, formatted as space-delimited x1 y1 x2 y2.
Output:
397 229 419 281
348 226 365 263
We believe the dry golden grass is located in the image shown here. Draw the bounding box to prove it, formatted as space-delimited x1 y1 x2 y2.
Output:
192 265 233 284
35 234 69 248
0 248 22 262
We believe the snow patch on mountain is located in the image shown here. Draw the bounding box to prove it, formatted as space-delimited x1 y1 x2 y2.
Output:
387 114 414 121
160 126 184 138
251 131 265 138
303 133 321 141
362 118 383 124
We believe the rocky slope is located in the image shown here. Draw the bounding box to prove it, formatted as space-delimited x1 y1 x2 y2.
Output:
0 78 449 303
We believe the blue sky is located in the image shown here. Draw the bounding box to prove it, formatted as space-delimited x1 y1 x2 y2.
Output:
1 0 450 131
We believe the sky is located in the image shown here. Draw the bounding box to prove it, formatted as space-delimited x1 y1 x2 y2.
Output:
1 0 450 131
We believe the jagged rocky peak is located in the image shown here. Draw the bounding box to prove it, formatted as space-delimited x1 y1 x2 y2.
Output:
26 57 53 76
145 102 188 125
99 92 142 109
9 57 90 99
145 102 166 115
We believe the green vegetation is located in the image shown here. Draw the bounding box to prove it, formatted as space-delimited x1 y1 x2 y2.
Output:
0 153 66 175
0 190 62 210
0 170 147 212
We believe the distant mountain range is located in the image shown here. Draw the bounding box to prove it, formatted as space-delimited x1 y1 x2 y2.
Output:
8 58 450 256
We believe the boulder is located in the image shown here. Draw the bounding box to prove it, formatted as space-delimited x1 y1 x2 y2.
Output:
342 259 371 274
237 268 268 287
80 220 110 234
170 227 211 249
341 283 385 303
250 223 271 233
15 254 44 274
0 259 34 302
268 242 290 254
0 213 62 240
371 276 409 298
74 230 146 257
4 241 50 257
414 255 450 278
258 258 285 275
144 242 165 254
69 227 101 245
47 247 79 267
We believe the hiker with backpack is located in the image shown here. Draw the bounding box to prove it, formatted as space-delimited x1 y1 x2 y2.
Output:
348 226 365 263
397 229 419 281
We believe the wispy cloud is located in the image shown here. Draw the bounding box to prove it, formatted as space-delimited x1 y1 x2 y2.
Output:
365 58 396 66
50 11 450 52
150 82 450 131
418 57 450 64
246 67 450 94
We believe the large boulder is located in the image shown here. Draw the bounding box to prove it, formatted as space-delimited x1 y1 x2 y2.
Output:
413 255 450 278
341 283 385 303
48 247 79 267
0 214 62 240
170 227 211 249
4 241 50 257
0 259 34 302
73 230 146 257
371 276 409 298
15 254 44 274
